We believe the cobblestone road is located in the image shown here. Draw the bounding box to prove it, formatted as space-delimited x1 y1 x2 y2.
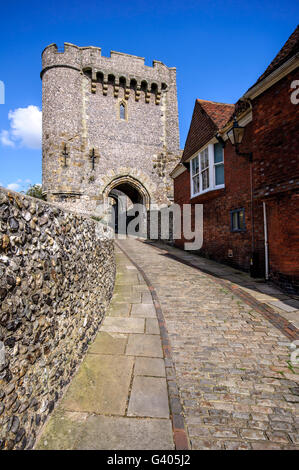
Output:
118 238 299 450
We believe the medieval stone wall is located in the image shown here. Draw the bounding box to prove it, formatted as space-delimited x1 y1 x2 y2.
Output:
0 187 115 450
41 43 181 213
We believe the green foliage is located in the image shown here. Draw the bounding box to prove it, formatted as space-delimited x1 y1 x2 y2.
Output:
287 360 296 374
25 184 46 200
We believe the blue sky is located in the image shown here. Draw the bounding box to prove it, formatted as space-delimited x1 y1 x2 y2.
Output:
0 0 298 191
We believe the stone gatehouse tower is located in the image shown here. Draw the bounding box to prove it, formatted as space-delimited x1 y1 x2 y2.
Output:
41 42 180 215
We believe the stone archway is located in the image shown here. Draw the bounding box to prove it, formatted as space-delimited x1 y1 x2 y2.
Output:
103 175 151 209
102 175 150 235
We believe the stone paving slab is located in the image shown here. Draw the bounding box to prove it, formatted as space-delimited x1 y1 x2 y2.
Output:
131 303 156 318
36 410 88 450
60 354 134 415
278 312 299 329
108 302 131 317
268 300 298 312
134 357 166 377
114 284 133 294
142 292 154 303
37 410 174 450
126 334 163 357
146 318 160 334
115 274 140 285
133 285 149 293
113 291 142 304
35 245 174 450
88 331 128 355
283 299 299 309
128 376 169 418
101 316 145 334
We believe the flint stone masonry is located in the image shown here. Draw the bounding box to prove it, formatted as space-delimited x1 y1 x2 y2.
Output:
41 42 181 214
0 187 115 450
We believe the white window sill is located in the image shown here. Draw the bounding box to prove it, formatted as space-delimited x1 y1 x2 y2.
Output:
190 184 225 199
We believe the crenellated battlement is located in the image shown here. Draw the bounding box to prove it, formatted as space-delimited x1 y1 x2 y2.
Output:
41 42 175 72
41 42 176 99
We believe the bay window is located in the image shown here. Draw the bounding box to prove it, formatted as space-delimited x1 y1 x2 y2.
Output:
190 142 225 197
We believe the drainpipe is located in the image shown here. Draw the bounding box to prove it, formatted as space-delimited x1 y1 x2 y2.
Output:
263 201 269 280
240 98 257 278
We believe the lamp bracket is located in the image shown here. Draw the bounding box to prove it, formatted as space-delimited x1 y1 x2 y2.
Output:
215 133 226 148
235 146 253 162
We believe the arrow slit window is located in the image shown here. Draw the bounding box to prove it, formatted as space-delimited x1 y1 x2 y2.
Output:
120 103 126 120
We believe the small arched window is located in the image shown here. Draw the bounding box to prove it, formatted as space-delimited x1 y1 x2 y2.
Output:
120 103 126 120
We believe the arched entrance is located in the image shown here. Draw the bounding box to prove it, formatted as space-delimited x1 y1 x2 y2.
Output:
103 175 150 208
103 176 150 234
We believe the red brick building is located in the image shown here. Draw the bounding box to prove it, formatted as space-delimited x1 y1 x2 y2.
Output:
172 26 299 293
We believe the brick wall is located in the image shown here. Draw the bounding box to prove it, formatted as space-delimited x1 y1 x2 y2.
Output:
174 123 254 271
251 68 299 291
252 69 299 198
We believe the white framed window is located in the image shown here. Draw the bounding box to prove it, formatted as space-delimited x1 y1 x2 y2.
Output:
190 143 225 197
214 142 224 187
191 156 200 195
200 147 209 191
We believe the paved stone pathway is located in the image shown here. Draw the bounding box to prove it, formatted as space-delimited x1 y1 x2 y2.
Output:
35 246 174 450
35 237 299 450
117 238 299 450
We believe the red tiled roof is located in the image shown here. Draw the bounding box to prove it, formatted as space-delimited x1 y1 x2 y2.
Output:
181 100 234 162
197 99 235 129
248 25 299 90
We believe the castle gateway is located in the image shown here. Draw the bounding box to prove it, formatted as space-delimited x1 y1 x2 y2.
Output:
41 42 180 216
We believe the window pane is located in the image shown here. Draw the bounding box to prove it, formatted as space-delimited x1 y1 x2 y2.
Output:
202 169 209 190
192 175 199 194
215 163 224 185
120 104 125 119
214 143 223 163
191 156 199 175
200 148 209 170
232 212 238 230
231 209 245 231
239 210 245 229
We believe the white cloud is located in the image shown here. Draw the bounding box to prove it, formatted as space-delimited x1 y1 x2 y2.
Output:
7 182 21 191
6 179 37 192
0 129 15 147
1 105 42 149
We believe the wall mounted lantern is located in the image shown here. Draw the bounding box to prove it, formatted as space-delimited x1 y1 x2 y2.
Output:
227 117 252 161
